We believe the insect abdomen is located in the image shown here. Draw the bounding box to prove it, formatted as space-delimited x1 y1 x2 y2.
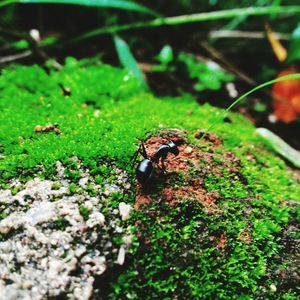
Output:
136 159 153 184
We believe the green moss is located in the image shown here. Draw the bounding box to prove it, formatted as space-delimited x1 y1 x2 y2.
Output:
53 217 70 230
51 182 62 190
0 59 299 299
0 60 256 184
169 172 186 187
110 158 299 299
79 205 91 221
64 169 81 183
85 184 97 197
212 156 223 164
0 212 8 220
11 186 19 195
95 175 104 185
68 183 77 194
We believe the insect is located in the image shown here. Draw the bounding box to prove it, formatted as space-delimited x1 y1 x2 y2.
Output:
34 124 62 135
132 140 179 185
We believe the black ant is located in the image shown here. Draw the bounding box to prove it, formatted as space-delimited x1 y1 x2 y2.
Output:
132 141 179 185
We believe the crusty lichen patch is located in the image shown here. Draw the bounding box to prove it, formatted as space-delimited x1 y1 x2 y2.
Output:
0 159 132 300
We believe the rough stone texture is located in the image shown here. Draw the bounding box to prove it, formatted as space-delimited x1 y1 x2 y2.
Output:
0 159 133 300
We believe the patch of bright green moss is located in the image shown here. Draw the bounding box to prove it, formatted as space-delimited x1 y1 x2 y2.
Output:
52 217 70 231
0 59 299 299
0 59 256 183
79 205 91 221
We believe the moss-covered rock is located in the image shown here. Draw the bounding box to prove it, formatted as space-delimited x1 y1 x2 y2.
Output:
0 60 299 299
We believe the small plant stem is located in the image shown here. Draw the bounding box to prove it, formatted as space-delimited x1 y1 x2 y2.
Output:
200 41 258 87
0 50 32 64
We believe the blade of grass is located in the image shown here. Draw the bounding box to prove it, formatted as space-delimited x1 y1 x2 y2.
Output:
205 73 300 135
1 0 158 15
0 0 16 7
68 5 300 44
113 34 148 90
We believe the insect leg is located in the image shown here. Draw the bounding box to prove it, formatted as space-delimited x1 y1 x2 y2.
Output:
140 142 148 159
130 142 145 165
130 148 139 164
160 157 166 173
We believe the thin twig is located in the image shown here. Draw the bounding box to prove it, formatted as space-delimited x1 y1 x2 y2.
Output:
209 30 290 40
200 41 258 87
0 26 59 66
0 50 32 64
0 27 62 67
0 26 27 40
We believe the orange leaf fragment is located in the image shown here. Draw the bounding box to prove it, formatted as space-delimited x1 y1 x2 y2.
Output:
272 67 300 123
266 23 287 62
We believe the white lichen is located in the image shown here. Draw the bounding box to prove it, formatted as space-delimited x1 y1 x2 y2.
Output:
0 159 133 300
